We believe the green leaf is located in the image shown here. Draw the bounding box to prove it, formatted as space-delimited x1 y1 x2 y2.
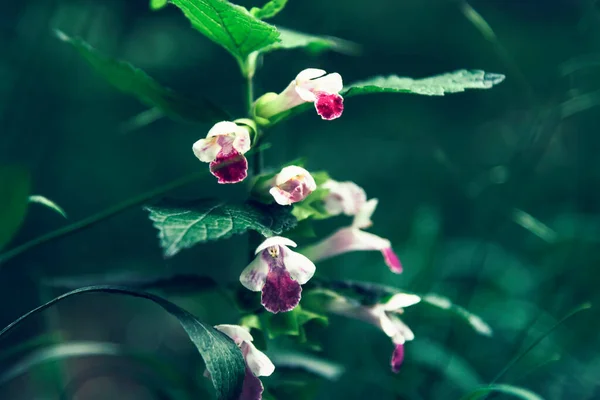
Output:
0 286 245 400
169 0 280 62
56 30 228 124
250 0 287 20
145 199 297 257
267 349 345 381
460 384 544 400
262 27 360 56
267 70 505 125
150 0 169 10
28 195 67 219
343 69 505 97
0 166 30 251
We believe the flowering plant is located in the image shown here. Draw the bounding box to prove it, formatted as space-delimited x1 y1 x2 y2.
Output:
0 1 523 400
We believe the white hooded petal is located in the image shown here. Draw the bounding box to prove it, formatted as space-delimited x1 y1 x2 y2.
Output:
352 198 379 229
296 68 327 83
322 180 367 217
274 166 312 186
214 324 254 345
303 227 392 263
269 187 293 205
283 247 316 285
382 293 421 312
255 236 297 254
311 72 343 94
232 126 251 154
376 311 414 343
242 341 275 377
207 121 240 137
192 137 220 163
239 254 270 292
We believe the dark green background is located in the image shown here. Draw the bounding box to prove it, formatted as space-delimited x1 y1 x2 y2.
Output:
1 0 600 399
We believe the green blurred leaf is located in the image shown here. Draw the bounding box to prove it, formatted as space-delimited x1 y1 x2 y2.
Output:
56 30 228 124
0 286 245 400
146 199 297 257
150 0 168 10
250 0 287 20
0 166 30 251
343 70 505 97
28 195 67 219
268 350 344 381
460 384 544 400
262 27 360 55
169 0 280 63
44 273 217 295
262 307 300 339
0 340 200 397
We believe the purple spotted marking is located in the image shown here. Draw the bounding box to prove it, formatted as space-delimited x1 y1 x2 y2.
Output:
210 151 248 184
391 344 404 373
260 246 302 313
315 93 344 120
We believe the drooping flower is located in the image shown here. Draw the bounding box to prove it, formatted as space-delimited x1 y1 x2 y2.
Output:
255 68 344 121
213 324 275 400
240 236 316 313
322 179 367 217
192 121 251 184
269 166 317 206
302 198 403 273
323 291 420 373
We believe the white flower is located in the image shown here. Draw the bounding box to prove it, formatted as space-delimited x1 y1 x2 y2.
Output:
255 68 344 121
240 236 316 313
269 166 317 206
192 121 251 184
322 180 367 217
213 324 274 400
302 199 403 273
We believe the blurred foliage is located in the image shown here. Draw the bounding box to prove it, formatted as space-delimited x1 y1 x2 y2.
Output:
1 0 600 399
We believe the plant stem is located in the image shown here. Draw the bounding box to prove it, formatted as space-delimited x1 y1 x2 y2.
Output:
0 170 208 266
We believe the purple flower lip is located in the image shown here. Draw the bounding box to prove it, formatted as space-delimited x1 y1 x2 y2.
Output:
240 236 316 314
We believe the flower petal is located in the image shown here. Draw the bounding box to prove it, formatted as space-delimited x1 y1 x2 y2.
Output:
242 341 275 377
209 152 248 184
391 344 404 373
261 266 302 313
240 254 270 292
303 227 391 262
274 166 312 186
255 236 297 254
315 72 344 93
192 137 220 163
352 198 378 229
239 366 264 400
383 293 421 311
314 93 344 120
232 126 251 154
214 324 254 345
322 180 367 217
296 68 327 83
382 247 403 274
207 121 240 137
269 186 293 205
283 247 316 285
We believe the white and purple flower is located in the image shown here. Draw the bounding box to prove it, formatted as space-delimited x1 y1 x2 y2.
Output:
192 121 251 184
269 166 317 206
302 197 403 273
240 236 316 313
324 292 420 373
213 324 274 400
322 179 367 217
255 68 344 121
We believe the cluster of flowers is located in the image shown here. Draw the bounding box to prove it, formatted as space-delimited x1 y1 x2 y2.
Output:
192 69 413 399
